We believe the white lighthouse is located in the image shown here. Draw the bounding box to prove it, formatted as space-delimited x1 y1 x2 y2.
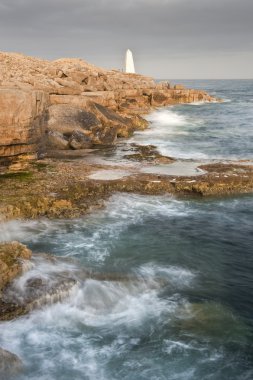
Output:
125 49 135 74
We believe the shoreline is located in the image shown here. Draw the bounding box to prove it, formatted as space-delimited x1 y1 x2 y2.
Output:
0 67 253 375
0 149 253 223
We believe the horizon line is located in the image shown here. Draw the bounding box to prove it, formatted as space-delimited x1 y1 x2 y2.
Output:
156 78 253 81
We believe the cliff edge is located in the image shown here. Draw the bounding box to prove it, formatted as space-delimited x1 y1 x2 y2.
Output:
0 51 215 164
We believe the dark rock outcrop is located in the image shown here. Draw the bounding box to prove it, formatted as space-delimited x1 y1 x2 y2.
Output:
124 144 175 163
46 130 69 150
69 130 93 149
0 243 78 321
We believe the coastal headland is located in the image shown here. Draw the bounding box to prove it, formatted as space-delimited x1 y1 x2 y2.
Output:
0 51 252 222
0 51 214 161
0 52 253 372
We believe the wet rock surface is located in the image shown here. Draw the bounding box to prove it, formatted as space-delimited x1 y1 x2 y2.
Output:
0 249 78 321
124 144 175 163
0 157 252 222
0 242 167 321
0 242 31 290
0 347 23 379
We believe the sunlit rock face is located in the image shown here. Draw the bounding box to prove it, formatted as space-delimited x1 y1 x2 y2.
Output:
0 88 49 158
0 241 32 290
0 51 216 162
125 49 135 74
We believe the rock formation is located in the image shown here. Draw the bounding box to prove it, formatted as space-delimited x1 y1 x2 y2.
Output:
0 347 23 378
0 51 215 164
0 241 32 291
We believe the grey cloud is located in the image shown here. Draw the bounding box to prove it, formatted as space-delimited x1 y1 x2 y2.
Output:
0 0 252 78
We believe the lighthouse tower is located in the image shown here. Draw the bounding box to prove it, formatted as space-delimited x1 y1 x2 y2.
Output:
125 49 135 74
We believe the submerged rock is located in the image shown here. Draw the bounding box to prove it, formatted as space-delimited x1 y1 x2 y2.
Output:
0 347 23 379
0 241 79 320
0 241 170 321
0 251 78 321
175 302 249 343
124 144 175 163
0 275 78 321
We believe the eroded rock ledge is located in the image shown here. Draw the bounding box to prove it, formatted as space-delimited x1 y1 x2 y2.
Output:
0 158 252 222
0 51 216 164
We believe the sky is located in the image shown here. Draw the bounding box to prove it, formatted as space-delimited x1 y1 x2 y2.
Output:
0 0 252 79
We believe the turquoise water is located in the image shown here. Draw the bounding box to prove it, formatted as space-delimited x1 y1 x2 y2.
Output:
0 80 253 380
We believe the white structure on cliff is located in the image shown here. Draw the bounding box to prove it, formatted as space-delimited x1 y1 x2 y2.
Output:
125 49 135 74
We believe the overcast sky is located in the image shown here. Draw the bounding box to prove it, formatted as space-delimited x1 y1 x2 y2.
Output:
0 0 252 78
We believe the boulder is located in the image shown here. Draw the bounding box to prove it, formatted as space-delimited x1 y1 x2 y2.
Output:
91 124 118 145
46 130 69 150
47 104 101 135
54 78 82 94
47 104 118 146
69 130 92 149
0 347 23 378
64 71 88 84
0 242 32 291
89 102 133 138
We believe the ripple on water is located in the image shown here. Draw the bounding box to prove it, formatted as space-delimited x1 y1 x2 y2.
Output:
0 190 253 379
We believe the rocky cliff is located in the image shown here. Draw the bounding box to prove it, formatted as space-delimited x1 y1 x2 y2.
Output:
0 51 215 163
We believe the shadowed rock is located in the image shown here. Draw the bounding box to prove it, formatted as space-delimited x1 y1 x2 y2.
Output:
47 130 69 150
124 144 175 163
0 347 23 379
47 104 101 134
69 130 93 149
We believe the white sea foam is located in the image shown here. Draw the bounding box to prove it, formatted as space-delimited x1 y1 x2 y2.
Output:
0 218 68 243
0 194 193 264
221 98 232 103
0 192 249 379
0 268 182 380
146 108 189 127
163 339 198 355
186 100 210 106
129 108 209 159
65 279 175 328
136 263 195 288
63 194 192 262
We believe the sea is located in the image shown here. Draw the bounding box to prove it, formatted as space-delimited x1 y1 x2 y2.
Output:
0 80 253 380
